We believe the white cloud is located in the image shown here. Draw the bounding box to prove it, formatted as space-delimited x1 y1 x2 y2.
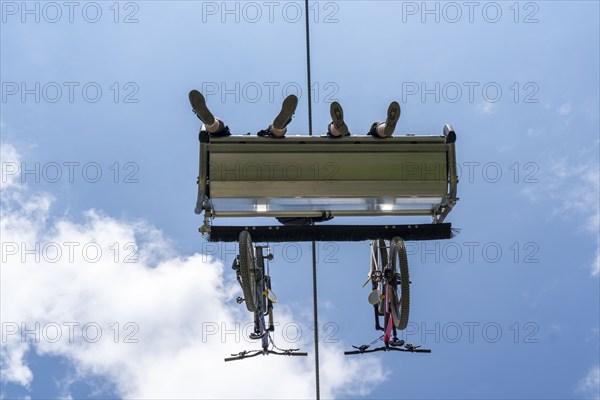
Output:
577 365 600 399
478 101 494 115
520 153 600 277
0 341 32 387
0 143 385 398
558 103 572 116
1 143 24 191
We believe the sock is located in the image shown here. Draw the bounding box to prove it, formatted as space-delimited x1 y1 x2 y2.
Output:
270 124 286 137
206 118 220 133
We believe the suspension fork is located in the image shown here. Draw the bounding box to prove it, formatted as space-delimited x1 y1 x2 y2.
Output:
254 246 271 353
260 292 270 352
253 275 264 336
253 310 261 334
266 275 274 332
260 312 269 352
373 304 383 331
253 273 269 352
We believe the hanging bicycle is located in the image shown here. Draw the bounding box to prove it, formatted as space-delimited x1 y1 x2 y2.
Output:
225 230 308 362
345 237 430 355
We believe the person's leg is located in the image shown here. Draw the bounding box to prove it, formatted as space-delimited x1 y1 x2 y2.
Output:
328 101 349 137
189 89 227 134
266 94 298 137
369 101 401 138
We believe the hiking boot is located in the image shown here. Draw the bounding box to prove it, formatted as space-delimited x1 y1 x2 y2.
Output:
383 101 400 137
272 94 298 131
329 101 349 136
189 89 215 126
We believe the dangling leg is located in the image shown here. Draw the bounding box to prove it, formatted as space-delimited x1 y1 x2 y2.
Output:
368 101 401 138
189 89 228 135
260 94 298 137
327 101 349 137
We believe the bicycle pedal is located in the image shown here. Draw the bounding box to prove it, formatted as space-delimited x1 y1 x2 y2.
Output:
236 297 245 304
268 325 275 332
352 344 369 352
368 290 380 305
389 339 405 347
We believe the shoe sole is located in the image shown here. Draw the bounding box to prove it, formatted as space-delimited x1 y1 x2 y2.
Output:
330 101 348 135
189 90 215 126
272 95 298 130
383 101 401 137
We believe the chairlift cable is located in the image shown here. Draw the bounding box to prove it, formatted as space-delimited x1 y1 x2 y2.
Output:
304 1 320 399
305 0 314 138
311 237 320 400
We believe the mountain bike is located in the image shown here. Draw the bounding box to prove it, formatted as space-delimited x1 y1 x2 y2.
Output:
345 237 430 355
225 230 308 362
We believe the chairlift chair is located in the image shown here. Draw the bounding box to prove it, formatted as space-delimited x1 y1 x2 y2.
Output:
195 124 458 242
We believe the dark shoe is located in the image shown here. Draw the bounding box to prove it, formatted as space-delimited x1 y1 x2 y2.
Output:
383 101 400 137
257 128 284 138
189 89 215 126
329 101 349 136
210 121 231 137
272 95 298 131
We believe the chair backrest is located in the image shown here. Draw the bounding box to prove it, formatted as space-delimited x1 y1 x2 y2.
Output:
197 134 457 222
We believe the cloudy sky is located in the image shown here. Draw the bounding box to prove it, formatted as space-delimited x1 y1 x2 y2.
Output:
1 1 599 399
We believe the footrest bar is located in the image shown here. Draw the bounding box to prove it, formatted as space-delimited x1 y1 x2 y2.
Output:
207 223 453 242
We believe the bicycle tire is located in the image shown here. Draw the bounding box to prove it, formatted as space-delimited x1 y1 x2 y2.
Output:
389 237 410 330
370 239 387 316
238 230 257 312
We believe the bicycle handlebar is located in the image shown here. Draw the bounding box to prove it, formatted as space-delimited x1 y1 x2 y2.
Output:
344 344 431 355
285 352 309 356
224 351 261 362
224 349 308 362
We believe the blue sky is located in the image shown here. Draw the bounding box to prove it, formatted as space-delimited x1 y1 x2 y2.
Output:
1 1 599 399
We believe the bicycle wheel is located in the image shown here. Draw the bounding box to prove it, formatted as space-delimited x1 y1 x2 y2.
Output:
389 237 410 330
238 230 257 313
370 239 387 315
